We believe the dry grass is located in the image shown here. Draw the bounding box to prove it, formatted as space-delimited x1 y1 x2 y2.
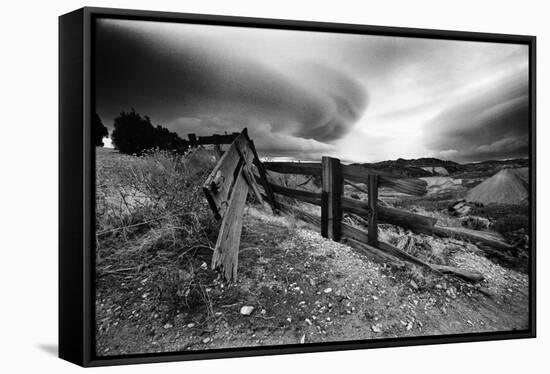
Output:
95 148 220 321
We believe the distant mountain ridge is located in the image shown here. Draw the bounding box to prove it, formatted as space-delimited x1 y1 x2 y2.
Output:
352 157 528 178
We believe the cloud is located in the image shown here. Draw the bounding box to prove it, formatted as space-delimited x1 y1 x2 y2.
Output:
423 67 529 162
95 19 367 157
95 19 529 163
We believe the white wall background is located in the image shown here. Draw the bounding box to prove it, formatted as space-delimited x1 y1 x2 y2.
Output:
0 0 546 372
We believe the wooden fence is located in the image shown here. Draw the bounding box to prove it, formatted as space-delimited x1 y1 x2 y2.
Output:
202 129 513 282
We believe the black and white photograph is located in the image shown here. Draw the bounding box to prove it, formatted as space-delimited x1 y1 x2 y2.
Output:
93 16 532 357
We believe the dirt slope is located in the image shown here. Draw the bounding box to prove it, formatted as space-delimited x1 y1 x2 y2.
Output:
96 205 529 356
466 168 528 205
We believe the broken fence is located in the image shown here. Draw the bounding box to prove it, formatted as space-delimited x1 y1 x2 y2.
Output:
202 129 513 283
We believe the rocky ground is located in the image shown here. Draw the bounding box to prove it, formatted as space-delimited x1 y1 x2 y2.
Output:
96 204 529 356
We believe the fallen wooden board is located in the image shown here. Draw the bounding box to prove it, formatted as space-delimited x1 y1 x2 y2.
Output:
377 241 484 283
431 264 485 283
433 225 514 251
344 237 405 269
211 167 249 281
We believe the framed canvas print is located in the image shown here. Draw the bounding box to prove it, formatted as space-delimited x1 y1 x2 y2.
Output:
59 7 536 367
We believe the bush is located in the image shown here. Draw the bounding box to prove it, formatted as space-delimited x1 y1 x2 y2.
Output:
111 109 187 155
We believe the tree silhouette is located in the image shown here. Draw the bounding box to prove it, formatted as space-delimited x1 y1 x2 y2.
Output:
111 109 187 155
94 113 109 147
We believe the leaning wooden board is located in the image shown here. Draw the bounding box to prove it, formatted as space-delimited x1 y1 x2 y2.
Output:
211 168 249 281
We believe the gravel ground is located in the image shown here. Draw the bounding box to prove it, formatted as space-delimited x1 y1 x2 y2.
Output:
96 205 529 356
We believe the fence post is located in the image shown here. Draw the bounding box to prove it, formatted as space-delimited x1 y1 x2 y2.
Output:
188 133 197 147
321 157 343 241
212 134 223 158
368 174 379 246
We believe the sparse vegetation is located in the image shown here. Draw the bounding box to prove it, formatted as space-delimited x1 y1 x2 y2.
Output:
95 147 220 333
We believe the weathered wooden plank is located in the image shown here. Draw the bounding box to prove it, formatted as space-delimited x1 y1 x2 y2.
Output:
341 223 483 282
431 264 485 283
368 175 379 246
233 131 264 205
196 133 240 145
269 183 323 206
341 197 371 216
342 224 411 265
211 168 249 281
341 164 427 196
343 197 510 251
264 162 426 195
377 241 435 269
377 241 484 282
264 162 322 176
343 237 405 268
202 133 246 220
433 225 514 251
321 157 343 241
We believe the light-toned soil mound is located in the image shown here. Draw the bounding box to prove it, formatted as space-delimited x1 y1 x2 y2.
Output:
421 177 463 195
466 168 528 205
421 166 449 176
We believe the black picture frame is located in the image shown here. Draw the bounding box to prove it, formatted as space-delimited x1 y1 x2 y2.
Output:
59 6 536 367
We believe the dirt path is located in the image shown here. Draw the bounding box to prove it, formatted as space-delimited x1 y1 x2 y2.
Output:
96 206 529 355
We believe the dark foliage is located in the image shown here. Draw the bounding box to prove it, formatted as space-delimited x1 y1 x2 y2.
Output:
111 109 187 155
94 113 109 147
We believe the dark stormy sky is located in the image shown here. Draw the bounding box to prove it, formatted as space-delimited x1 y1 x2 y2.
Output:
95 19 529 163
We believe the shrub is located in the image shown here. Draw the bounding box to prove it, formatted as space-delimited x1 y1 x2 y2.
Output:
111 109 187 155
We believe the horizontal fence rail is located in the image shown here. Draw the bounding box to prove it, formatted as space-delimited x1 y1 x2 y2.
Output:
264 162 322 176
264 162 428 196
